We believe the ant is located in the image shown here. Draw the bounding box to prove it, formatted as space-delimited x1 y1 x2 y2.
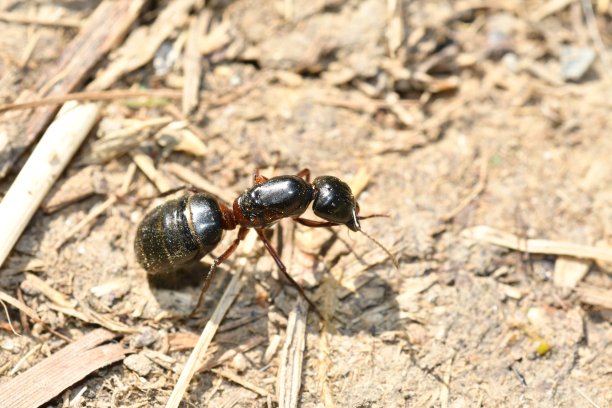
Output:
134 169 397 319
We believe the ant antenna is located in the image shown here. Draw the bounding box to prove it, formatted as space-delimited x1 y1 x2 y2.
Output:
352 209 399 269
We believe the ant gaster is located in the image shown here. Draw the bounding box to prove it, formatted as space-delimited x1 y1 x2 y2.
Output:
134 169 397 318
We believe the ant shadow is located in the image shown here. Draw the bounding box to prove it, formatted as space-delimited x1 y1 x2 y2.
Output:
146 222 403 339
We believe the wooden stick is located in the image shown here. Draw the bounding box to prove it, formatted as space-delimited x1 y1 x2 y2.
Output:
277 296 308 408
0 102 100 268
461 226 612 263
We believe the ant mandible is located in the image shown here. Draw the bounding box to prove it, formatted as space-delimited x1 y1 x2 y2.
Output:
134 169 397 319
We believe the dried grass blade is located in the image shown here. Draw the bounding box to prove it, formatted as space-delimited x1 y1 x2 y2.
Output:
462 226 612 263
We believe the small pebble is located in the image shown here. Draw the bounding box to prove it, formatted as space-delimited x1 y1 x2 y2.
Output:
124 353 153 377
561 46 595 82
129 327 159 349
356 286 385 309
231 353 249 373
1 339 15 352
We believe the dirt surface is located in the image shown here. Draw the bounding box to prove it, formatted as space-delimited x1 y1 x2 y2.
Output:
0 0 611 407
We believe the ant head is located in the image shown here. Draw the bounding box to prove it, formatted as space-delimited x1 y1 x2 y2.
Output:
312 175 399 269
312 176 361 231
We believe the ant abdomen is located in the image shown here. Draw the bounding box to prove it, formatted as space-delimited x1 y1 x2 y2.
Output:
134 193 225 274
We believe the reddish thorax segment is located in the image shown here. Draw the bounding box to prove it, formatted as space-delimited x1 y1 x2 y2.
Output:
218 202 237 230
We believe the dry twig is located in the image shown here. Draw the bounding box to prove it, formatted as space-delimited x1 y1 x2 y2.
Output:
0 102 99 268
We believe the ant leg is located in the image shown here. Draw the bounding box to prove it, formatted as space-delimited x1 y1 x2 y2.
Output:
296 168 311 182
293 217 338 228
255 228 323 319
294 215 388 228
253 169 269 185
189 227 249 317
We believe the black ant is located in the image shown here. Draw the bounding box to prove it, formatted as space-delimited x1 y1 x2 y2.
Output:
134 169 397 319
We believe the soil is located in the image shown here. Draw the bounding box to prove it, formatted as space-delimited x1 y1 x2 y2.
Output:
0 1 611 407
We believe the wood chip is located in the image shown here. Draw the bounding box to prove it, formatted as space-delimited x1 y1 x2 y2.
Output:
0 12 82 28
42 166 101 214
385 0 406 58
396 275 438 307
167 331 200 352
0 329 128 408
576 284 612 309
347 167 371 197
131 150 172 193
553 256 592 288
200 21 233 55
156 122 208 157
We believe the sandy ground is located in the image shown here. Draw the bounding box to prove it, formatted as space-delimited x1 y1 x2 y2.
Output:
0 0 611 407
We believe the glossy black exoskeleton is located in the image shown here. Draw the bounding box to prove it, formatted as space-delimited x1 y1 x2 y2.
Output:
235 175 314 228
134 169 395 318
134 194 232 274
